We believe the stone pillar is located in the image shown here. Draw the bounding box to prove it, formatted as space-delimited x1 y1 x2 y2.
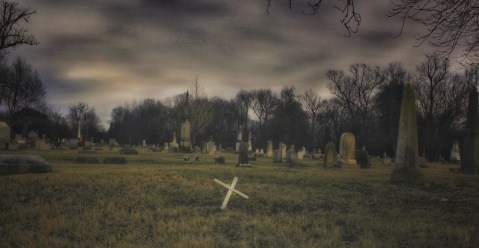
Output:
391 83 423 182
236 125 243 152
180 119 191 152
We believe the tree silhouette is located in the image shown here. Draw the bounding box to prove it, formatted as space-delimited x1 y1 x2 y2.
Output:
0 1 38 57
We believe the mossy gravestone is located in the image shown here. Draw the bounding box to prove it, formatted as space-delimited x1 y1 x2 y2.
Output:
324 142 337 167
391 83 423 183
338 132 357 166
461 88 479 174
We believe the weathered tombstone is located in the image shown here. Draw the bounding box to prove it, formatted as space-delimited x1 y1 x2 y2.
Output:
142 139 146 147
391 83 423 182
0 122 10 150
266 140 273 158
273 150 282 163
286 145 297 166
356 149 370 168
324 142 337 167
338 132 357 166
461 88 479 174
297 146 306 160
236 125 243 152
450 141 461 163
280 142 287 159
256 149 264 157
207 141 216 155
237 142 250 167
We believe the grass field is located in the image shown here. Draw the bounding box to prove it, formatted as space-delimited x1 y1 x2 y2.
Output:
1 148 478 247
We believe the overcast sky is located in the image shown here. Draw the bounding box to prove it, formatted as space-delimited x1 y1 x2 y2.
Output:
11 0 441 125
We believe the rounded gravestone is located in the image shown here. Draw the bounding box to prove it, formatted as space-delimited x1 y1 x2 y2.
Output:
339 132 357 165
266 140 273 158
324 142 337 167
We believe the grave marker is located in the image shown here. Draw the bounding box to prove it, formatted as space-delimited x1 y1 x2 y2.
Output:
391 83 423 182
266 140 273 158
338 132 357 165
214 177 249 210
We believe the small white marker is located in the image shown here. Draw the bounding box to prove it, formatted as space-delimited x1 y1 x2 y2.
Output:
214 176 249 210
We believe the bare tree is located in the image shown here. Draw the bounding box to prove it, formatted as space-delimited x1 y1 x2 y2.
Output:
327 63 384 146
414 53 470 160
251 89 277 129
235 89 254 131
2 57 45 117
68 102 91 140
299 89 321 147
389 0 479 65
267 0 360 36
188 76 214 145
0 1 38 57
327 63 384 120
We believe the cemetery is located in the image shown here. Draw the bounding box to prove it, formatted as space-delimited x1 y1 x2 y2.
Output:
1 82 479 247
1 0 479 247
1 130 478 247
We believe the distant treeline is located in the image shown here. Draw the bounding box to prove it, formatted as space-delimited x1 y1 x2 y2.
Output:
1 53 478 160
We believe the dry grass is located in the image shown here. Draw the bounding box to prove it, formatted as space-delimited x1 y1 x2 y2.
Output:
0 148 478 247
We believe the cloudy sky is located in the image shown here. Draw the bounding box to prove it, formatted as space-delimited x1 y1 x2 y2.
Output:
11 0 440 125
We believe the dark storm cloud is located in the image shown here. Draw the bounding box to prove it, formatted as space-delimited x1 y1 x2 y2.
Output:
11 0 439 124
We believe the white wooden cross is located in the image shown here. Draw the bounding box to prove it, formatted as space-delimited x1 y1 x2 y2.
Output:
214 176 249 210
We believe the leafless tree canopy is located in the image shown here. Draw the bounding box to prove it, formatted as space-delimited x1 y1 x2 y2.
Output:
0 1 38 57
267 0 360 36
389 0 479 65
0 57 45 116
327 63 384 118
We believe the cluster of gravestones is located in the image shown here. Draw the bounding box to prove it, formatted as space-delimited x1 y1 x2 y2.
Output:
2 84 479 180
233 83 479 183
